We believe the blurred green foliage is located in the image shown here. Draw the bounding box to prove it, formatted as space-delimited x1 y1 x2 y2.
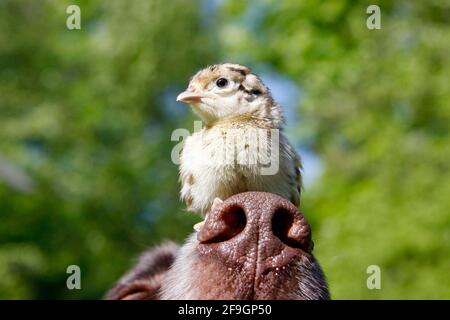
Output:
0 0 212 299
0 0 449 299
220 0 450 299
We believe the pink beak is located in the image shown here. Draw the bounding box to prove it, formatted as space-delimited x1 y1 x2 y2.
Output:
176 90 204 104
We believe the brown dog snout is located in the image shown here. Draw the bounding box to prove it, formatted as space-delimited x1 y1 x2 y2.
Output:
106 191 329 300
197 192 312 273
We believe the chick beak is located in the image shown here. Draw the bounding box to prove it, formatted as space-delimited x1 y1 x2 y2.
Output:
176 90 204 104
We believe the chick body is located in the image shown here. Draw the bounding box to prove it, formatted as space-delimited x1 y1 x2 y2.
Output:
177 63 302 216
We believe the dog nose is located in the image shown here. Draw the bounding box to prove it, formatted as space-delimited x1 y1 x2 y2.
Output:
197 192 312 272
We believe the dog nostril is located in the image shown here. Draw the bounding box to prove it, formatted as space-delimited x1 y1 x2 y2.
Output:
200 205 246 244
272 208 311 250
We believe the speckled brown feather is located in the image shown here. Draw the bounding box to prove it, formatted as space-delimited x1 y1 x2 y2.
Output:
189 64 249 90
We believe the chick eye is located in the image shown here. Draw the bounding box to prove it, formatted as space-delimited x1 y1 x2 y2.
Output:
216 78 228 88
